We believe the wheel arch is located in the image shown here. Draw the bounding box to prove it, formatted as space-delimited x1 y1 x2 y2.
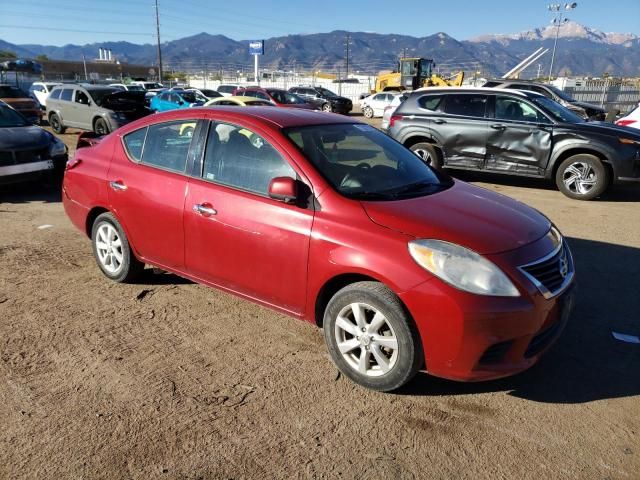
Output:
549 146 613 184
85 206 111 238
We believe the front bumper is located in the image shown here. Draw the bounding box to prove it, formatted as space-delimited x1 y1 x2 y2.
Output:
399 235 575 382
612 146 640 183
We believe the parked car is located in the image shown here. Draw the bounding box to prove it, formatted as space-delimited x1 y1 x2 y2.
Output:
361 92 399 118
62 107 574 392
217 84 239 97
289 86 352 114
150 89 207 112
483 79 606 121
389 87 640 200
616 104 640 130
204 96 275 107
381 93 408 131
187 88 222 100
129 81 164 91
47 84 150 135
108 83 146 92
0 100 67 185
234 87 316 109
0 84 42 124
28 82 62 109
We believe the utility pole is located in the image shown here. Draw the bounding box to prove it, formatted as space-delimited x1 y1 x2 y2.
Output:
82 54 88 80
154 0 163 83
344 33 352 80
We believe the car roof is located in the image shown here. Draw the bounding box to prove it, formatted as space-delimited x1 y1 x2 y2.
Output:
154 106 361 129
411 86 545 98
487 79 552 86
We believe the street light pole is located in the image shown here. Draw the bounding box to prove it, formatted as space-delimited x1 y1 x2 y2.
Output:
547 2 577 82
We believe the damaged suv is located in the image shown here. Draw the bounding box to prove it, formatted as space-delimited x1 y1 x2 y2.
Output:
46 84 151 135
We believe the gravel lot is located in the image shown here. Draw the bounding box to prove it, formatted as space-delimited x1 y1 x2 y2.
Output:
1 116 639 479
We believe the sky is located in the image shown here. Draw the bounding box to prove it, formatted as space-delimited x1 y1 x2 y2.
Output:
0 0 639 47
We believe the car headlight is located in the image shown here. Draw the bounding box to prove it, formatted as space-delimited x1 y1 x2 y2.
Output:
48 136 67 157
408 239 520 297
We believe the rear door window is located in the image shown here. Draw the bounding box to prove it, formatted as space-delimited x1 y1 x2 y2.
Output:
50 89 62 100
140 121 196 173
442 94 487 118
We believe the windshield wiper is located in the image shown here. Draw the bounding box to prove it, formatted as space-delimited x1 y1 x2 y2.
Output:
383 180 440 196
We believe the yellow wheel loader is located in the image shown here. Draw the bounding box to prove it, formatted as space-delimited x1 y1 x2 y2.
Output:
374 58 464 93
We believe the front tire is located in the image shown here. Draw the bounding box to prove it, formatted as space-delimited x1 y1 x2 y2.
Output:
363 106 374 118
409 142 443 169
323 281 423 392
322 102 332 112
49 113 66 134
94 118 110 135
91 213 144 283
555 154 609 200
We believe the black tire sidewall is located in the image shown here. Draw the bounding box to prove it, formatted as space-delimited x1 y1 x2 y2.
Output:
322 103 332 112
94 118 109 135
50 113 64 134
555 154 608 200
410 142 442 169
323 282 422 392
91 213 142 283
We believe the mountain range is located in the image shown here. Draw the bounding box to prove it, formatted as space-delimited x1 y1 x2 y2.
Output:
1 21 639 77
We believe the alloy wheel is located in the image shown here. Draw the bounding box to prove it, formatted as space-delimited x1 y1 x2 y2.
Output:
413 148 433 166
95 223 123 274
334 302 399 377
562 161 598 195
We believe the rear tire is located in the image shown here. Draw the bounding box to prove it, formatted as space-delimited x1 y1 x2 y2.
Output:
49 113 66 134
91 213 144 283
555 154 609 200
94 118 110 135
323 281 423 392
409 142 443 169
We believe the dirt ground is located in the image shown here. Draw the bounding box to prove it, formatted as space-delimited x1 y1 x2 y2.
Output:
1 116 639 479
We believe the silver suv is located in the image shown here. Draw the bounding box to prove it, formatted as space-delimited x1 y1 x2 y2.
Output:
46 84 150 135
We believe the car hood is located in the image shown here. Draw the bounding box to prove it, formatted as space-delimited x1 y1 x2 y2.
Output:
0 125 51 150
97 91 147 109
361 181 550 255
570 100 605 113
565 120 640 139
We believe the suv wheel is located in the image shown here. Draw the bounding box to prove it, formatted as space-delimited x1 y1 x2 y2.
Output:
555 154 609 200
94 118 110 135
49 113 66 134
323 281 423 392
363 106 374 118
409 142 442 169
322 102 333 112
91 213 144 283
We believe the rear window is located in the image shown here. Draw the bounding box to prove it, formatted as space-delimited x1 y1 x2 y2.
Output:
417 95 443 111
60 89 74 101
123 127 147 161
443 94 487 118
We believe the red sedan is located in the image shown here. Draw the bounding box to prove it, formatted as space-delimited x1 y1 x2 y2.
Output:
233 87 318 110
62 107 575 391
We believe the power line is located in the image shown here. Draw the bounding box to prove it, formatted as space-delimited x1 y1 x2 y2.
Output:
0 24 154 36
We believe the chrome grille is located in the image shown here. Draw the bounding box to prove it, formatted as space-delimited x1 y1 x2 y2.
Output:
519 241 574 299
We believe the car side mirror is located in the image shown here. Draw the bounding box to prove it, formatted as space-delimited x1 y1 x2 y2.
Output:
268 177 298 203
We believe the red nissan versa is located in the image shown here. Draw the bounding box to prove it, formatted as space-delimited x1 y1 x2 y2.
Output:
62 107 575 392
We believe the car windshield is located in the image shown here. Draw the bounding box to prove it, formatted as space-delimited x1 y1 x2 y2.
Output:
530 96 585 123
547 85 576 102
0 86 28 98
268 90 306 104
0 103 29 127
87 88 119 105
284 123 450 200
316 87 338 98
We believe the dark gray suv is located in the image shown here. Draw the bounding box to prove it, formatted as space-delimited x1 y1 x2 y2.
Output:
389 87 640 200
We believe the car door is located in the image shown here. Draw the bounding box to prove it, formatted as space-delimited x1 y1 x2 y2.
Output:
184 120 314 314
58 88 77 127
437 93 489 169
73 89 94 130
485 95 554 175
108 119 204 270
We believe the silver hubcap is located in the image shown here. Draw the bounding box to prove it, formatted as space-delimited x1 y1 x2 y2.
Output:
413 148 433 165
95 223 123 274
563 162 597 195
334 303 399 377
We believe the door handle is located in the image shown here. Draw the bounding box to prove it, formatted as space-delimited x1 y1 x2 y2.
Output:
192 203 217 217
109 180 127 191
433 119 447 124
490 124 506 130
